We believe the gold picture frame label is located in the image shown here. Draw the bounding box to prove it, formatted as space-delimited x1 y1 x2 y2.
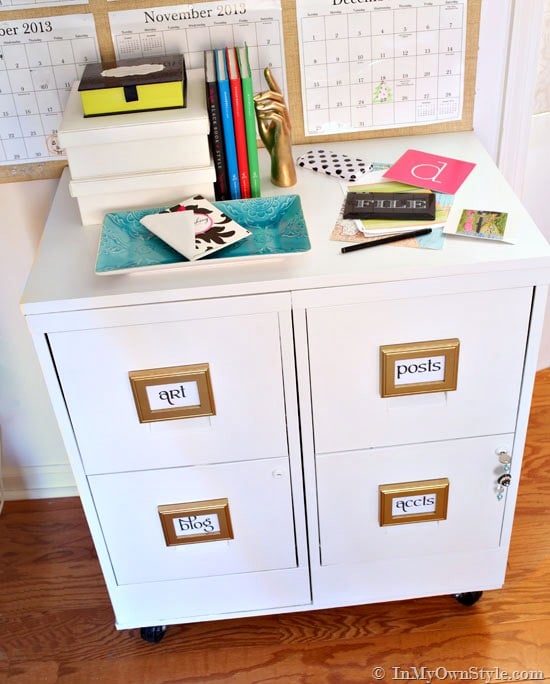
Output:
379 478 449 526
129 363 216 423
380 338 460 398
158 498 234 547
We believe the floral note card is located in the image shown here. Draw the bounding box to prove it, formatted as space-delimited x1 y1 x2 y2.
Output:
444 208 513 243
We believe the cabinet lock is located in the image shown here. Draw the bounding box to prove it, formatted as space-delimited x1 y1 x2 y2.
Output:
496 450 512 501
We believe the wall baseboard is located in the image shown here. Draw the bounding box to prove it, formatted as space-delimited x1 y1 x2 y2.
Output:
2 464 78 501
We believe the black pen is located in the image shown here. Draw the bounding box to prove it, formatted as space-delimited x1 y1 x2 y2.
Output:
341 227 433 253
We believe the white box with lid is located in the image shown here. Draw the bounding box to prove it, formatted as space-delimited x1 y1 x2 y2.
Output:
69 164 216 226
59 69 211 180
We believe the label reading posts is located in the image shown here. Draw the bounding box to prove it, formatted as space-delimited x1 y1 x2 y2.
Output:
129 363 215 423
379 339 459 398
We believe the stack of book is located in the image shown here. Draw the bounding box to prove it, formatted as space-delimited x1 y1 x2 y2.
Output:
204 46 261 200
58 68 216 226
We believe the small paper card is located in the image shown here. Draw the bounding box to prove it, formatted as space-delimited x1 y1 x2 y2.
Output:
383 149 476 195
444 208 512 243
140 211 197 258
296 149 373 182
140 195 251 261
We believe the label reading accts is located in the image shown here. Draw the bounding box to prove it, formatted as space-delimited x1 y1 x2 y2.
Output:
392 493 437 517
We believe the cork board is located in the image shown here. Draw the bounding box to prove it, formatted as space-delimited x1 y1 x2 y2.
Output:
0 0 481 183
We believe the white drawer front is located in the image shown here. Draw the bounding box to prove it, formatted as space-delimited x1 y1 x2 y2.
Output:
49 311 288 474
307 287 531 452
316 435 513 567
89 458 299 585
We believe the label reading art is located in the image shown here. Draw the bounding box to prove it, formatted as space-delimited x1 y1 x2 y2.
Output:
146 380 200 411
129 363 215 423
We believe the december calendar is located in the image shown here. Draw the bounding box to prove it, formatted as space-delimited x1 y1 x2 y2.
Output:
296 0 467 136
0 14 99 166
108 0 287 97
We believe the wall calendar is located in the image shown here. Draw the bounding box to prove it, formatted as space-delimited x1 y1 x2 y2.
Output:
108 0 286 99
0 0 85 10
0 14 99 167
296 0 467 136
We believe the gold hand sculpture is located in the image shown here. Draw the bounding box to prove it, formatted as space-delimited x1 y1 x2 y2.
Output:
253 67 297 187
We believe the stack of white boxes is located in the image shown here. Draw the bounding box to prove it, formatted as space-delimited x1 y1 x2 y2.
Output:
58 69 215 226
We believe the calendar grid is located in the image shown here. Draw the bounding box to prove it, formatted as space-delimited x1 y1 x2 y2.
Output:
0 0 86 10
297 0 467 137
0 14 99 166
0 0 480 181
109 3 287 103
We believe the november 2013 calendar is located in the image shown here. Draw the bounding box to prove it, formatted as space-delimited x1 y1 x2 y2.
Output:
296 0 467 136
108 0 287 98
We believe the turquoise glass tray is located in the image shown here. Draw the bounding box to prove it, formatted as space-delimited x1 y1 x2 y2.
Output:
95 195 311 275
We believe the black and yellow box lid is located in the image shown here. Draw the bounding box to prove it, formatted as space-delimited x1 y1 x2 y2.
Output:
78 54 187 117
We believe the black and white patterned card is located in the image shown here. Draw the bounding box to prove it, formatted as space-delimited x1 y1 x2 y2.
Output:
140 195 251 261
296 149 373 182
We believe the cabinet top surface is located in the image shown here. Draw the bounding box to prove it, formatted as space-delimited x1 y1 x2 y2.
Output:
22 132 550 315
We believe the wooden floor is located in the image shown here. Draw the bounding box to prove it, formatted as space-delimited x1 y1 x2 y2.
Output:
1 370 549 683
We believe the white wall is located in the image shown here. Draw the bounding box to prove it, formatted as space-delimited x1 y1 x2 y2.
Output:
521 0 550 368
0 178 74 498
1 1 549 500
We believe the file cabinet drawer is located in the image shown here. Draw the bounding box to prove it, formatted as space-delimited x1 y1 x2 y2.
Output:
49 310 289 474
89 457 299 586
316 435 512 567
307 287 531 453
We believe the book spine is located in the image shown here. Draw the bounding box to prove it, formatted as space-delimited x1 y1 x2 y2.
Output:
214 48 241 200
226 46 251 199
237 46 261 198
204 51 230 201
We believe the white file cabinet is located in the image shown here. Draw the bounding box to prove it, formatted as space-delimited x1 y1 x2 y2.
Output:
22 133 550 642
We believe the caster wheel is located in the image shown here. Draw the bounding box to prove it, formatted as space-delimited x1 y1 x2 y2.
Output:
453 591 483 606
140 625 167 643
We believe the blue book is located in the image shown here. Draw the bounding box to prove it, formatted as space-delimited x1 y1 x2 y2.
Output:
214 48 240 199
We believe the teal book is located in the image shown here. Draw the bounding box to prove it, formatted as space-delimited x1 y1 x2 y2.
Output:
214 48 241 199
236 45 261 198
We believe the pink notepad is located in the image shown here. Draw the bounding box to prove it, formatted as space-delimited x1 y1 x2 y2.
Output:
383 149 476 195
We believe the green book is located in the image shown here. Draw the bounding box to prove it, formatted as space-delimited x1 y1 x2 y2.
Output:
236 45 261 198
